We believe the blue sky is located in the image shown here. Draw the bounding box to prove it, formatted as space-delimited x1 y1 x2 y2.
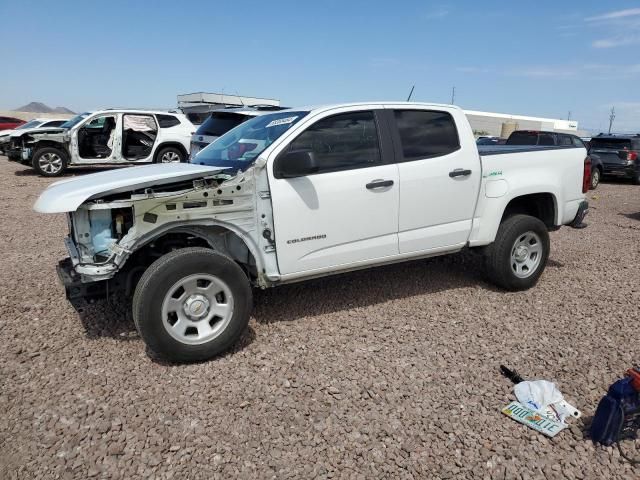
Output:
2 0 640 132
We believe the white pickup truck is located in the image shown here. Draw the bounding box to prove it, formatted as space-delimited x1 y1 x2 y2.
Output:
35 102 590 362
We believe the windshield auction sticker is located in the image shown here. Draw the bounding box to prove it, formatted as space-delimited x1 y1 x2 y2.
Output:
266 116 298 128
502 401 566 437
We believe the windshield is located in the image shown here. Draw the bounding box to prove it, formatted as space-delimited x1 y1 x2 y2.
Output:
60 112 91 129
196 112 249 137
17 120 43 130
192 111 309 171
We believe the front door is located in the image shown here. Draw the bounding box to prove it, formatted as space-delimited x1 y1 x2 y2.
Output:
72 114 120 163
268 109 399 276
387 107 480 254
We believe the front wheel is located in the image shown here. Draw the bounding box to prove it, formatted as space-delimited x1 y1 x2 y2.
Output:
132 247 252 362
32 147 68 176
156 146 184 163
484 214 550 291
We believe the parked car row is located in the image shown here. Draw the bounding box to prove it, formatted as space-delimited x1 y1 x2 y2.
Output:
2 105 295 177
483 129 640 189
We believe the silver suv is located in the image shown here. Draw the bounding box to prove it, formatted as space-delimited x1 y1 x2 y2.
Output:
189 105 285 159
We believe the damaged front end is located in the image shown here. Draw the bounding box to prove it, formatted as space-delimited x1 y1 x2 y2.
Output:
9 129 69 163
36 163 266 307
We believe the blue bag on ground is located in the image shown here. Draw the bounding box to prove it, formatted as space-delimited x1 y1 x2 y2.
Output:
590 372 640 446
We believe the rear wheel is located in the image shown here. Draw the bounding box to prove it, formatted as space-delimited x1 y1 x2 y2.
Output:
133 247 252 362
156 146 184 163
590 168 601 189
632 171 640 185
484 214 550 291
32 147 68 176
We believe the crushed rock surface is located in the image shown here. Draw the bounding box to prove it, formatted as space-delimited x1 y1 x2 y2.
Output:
1 158 639 479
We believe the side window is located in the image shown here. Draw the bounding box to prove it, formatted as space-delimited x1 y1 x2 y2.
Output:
393 110 460 160
85 116 107 129
157 114 181 128
558 135 573 146
538 134 555 146
288 111 381 174
572 136 584 147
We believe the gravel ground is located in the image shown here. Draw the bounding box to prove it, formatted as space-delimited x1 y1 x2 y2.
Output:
1 158 639 479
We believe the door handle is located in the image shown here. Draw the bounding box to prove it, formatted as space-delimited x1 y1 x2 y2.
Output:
366 179 394 189
449 168 472 178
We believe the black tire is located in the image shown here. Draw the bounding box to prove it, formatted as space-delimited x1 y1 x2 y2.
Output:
590 167 601 190
133 247 252 362
484 214 550 291
155 146 185 164
632 171 640 186
31 147 68 176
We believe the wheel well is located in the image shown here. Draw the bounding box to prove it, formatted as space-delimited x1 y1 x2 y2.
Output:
122 227 257 295
154 142 188 162
32 141 68 157
501 193 556 229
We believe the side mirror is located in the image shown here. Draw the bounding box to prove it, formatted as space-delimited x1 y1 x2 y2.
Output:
274 149 318 178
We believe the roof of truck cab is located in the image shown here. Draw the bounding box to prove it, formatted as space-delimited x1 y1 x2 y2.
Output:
285 102 459 113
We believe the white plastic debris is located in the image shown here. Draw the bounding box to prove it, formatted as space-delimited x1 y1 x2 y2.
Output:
514 380 581 424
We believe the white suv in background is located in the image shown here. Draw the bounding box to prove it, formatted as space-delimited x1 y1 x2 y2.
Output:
0 118 67 156
189 105 285 159
15 110 195 176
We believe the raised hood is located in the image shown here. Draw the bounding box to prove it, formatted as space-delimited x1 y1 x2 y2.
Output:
34 163 224 213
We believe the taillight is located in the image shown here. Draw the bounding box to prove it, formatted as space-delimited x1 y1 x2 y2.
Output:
627 150 638 161
583 157 591 193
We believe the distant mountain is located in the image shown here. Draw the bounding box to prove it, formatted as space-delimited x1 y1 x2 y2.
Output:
53 106 75 114
15 101 53 113
14 102 75 114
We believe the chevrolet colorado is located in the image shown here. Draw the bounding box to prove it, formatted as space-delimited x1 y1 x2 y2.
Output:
34 103 590 362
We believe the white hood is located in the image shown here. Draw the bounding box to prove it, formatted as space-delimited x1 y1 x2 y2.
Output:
34 163 224 213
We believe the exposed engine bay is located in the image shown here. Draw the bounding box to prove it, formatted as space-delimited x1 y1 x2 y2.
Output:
61 165 271 301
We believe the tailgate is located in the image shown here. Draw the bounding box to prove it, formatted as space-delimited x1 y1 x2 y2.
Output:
590 149 627 166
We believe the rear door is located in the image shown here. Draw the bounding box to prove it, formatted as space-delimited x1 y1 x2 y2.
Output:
386 107 480 254
268 108 400 276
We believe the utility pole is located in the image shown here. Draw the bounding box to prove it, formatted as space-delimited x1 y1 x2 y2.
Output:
451 86 456 104
567 111 571 121
608 107 615 134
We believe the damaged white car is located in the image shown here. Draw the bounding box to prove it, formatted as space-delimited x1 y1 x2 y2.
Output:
17 110 194 176
35 103 590 362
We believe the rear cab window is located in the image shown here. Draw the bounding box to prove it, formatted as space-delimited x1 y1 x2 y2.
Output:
506 132 539 145
393 110 460 160
196 113 249 137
